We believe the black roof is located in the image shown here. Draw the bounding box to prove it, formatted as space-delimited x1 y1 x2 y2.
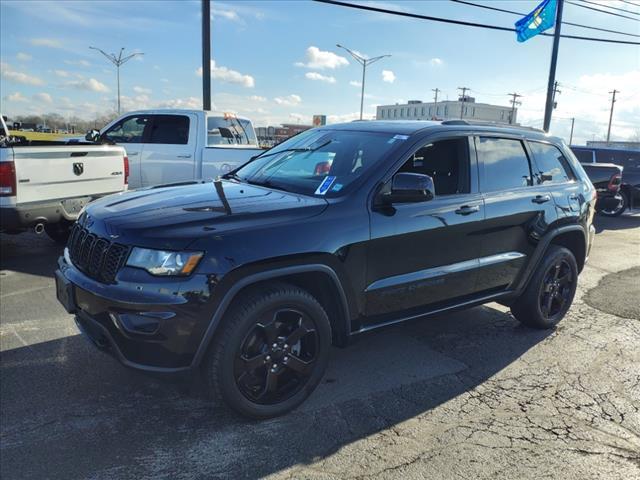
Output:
322 120 559 143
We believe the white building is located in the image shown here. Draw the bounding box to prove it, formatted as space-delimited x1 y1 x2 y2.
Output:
376 96 517 124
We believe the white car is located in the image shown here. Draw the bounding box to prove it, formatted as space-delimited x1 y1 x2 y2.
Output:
0 115 128 242
83 110 264 189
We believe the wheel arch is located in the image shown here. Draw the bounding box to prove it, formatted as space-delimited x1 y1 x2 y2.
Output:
191 264 351 368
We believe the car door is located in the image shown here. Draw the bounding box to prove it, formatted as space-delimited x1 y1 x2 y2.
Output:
527 140 583 217
475 136 558 293
139 114 198 187
365 133 484 321
101 115 151 189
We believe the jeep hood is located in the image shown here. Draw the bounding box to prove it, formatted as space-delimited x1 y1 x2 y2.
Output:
82 180 328 249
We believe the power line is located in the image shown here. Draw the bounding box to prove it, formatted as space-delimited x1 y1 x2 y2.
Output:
620 0 640 7
566 1 640 21
579 0 640 17
450 0 640 38
314 0 640 45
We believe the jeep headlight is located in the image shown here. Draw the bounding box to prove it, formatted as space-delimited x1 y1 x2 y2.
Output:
126 248 204 276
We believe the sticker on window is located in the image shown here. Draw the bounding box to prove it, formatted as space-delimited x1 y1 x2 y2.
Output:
332 183 343 192
387 134 409 144
315 176 336 195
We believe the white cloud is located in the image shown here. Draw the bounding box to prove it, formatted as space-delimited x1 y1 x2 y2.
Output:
327 112 375 123
3 92 28 102
64 59 91 67
288 113 308 123
349 80 362 87
53 69 70 78
305 72 336 84
160 78 169 83
196 60 255 88
212 7 240 21
274 94 302 106
296 46 349 70
133 86 152 95
249 95 267 102
30 38 63 48
429 58 443 67
382 70 396 83
64 78 109 92
1 63 44 86
33 92 53 104
157 97 201 110
16 52 32 62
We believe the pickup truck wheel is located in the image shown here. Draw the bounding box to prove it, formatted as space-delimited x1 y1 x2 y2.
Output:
511 245 578 329
44 221 72 244
204 282 331 418
599 191 627 217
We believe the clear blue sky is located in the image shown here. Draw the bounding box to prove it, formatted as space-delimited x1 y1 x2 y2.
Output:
1 0 638 144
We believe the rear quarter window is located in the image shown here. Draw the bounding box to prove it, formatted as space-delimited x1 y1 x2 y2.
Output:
529 142 575 184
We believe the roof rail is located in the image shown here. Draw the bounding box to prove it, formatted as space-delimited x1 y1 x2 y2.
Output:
441 119 545 133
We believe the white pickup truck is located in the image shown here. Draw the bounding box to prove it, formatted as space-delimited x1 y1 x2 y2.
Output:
82 109 264 189
0 115 128 242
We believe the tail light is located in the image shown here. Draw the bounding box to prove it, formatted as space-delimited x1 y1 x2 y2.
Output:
0 161 17 197
607 173 621 193
123 156 129 185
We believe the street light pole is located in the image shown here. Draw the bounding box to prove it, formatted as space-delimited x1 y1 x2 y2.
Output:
89 47 144 114
336 44 391 120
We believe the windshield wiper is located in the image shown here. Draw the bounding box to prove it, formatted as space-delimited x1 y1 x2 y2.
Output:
220 171 243 181
245 178 292 193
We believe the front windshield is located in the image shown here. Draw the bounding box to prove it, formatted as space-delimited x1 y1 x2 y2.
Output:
207 116 257 146
234 129 404 197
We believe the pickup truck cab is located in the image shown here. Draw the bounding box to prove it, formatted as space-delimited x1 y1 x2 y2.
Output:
87 110 263 189
56 120 596 418
0 114 128 242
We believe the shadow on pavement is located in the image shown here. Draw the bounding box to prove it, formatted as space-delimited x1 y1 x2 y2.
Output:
0 232 62 279
594 211 640 233
1 304 551 479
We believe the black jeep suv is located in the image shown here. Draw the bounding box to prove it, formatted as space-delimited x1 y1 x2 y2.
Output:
55 120 596 418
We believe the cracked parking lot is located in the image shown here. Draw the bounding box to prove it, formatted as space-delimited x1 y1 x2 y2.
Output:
1 214 639 479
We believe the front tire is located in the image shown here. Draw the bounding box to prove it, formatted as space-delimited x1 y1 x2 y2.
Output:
511 245 578 329
204 282 332 418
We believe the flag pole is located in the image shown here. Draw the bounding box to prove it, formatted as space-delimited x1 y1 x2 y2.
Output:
542 0 564 132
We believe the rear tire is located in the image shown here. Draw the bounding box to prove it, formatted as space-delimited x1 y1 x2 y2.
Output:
511 245 578 329
599 191 627 217
44 221 72 244
203 282 332 418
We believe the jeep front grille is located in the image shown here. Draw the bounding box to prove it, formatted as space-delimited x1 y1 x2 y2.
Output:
67 224 129 283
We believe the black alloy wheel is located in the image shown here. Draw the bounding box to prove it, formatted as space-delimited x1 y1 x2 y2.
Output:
539 258 573 319
234 308 319 405
599 192 627 217
205 282 331 418
511 245 578 329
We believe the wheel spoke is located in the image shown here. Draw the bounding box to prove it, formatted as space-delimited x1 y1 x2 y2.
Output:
543 293 554 315
265 369 279 393
256 319 279 345
552 263 562 280
286 325 313 346
557 272 572 286
241 352 268 372
284 353 313 375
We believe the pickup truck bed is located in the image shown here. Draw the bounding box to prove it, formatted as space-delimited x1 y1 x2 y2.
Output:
580 162 623 215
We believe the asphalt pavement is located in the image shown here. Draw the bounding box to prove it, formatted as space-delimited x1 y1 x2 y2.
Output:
1 213 639 479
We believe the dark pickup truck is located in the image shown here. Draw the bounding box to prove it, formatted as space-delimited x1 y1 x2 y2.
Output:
580 163 624 216
572 146 639 216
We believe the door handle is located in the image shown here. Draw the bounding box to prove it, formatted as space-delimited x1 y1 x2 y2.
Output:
177 154 192 159
532 195 551 204
455 205 480 215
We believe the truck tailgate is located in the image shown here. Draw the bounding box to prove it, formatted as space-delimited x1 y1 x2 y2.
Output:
12 145 126 203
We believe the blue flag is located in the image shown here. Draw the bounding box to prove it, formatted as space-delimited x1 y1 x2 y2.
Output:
515 0 557 43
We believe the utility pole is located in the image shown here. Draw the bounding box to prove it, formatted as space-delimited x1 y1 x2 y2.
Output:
569 117 575 145
606 90 618 144
202 0 212 111
543 0 565 132
432 88 440 119
89 47 143 114
457 86 470 119
507 92 522 125
552 81 561 109
336 44 391 120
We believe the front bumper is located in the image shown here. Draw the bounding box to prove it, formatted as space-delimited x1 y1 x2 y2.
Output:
56 253 217 372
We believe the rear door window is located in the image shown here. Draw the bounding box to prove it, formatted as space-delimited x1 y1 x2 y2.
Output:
148 115 190 145
529 142 575 184
477 137 532 192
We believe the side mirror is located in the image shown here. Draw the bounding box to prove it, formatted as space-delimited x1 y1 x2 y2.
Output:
85 129 100 142
386 172 435 203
